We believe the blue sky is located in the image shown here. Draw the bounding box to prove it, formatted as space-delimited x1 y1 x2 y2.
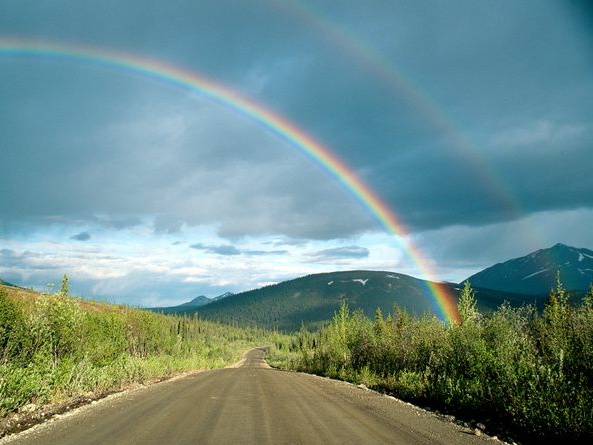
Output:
1 1 592 306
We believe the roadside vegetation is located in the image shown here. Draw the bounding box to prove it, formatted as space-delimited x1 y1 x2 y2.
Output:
268 278 593 443
0 278 281 418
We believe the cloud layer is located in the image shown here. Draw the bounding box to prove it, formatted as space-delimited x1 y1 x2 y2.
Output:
1 1 592 304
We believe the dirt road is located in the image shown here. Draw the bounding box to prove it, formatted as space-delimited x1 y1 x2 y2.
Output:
2 348 493 444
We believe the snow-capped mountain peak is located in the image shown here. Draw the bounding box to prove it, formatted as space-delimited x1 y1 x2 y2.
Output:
466 244 593 295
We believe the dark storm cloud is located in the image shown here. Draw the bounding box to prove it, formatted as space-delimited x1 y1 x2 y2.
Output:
0 70 371 239
71 231 91 241
0 0 591 242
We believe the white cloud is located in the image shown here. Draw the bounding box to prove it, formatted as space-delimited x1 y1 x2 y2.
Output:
0 221 420 305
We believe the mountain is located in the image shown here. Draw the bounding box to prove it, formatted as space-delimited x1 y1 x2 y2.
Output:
195 270 443 330
146 245 593 331
212 291 234 302
181 295 211 307
184 270 520 331
149 291 234 314
466 243 593 295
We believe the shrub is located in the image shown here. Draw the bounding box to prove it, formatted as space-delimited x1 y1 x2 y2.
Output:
272 279 593 442
0 290 27 362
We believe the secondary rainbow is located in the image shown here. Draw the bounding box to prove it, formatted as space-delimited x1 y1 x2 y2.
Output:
0 38 460 323
272 0 539 243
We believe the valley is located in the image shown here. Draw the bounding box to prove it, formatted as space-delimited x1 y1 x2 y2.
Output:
1 244 592 444
2 2 591 442
152 244 592 330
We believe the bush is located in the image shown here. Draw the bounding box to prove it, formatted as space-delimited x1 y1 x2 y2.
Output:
0 290 27 362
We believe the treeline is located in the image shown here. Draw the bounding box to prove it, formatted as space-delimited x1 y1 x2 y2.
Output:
0 285 278 417
269 280 593 443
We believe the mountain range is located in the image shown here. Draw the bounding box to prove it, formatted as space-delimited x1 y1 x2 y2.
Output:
161 270 449 329
3 244 591 331
185 270 542 330
152 243 592 331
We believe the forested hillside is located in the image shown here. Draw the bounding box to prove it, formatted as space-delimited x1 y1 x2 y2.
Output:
0 282 280 423
194 271 442 330
179 271 534 331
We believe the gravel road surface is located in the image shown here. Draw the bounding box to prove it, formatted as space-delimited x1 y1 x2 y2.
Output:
1 348 494 444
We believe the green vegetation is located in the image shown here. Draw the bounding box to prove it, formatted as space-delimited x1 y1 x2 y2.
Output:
269 279 593 443
191 270 532 331
3 269 591 442
0 285 280 417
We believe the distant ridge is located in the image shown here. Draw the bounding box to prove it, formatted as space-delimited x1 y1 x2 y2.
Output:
212 291 234 302
195 270 442 330
141 244 592 331
180 295 210 307
172 270 524 331
465 243 593 295
149 291 234 314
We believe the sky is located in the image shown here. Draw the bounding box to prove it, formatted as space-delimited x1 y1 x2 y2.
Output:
1 1 592 306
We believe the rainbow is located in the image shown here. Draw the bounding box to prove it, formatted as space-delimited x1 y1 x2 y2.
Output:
272 0 533 230
0 38 460 323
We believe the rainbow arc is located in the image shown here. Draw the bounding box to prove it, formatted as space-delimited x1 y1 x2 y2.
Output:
0 38 460 323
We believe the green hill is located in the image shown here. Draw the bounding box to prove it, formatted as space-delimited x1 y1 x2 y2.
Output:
170 270 525 331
